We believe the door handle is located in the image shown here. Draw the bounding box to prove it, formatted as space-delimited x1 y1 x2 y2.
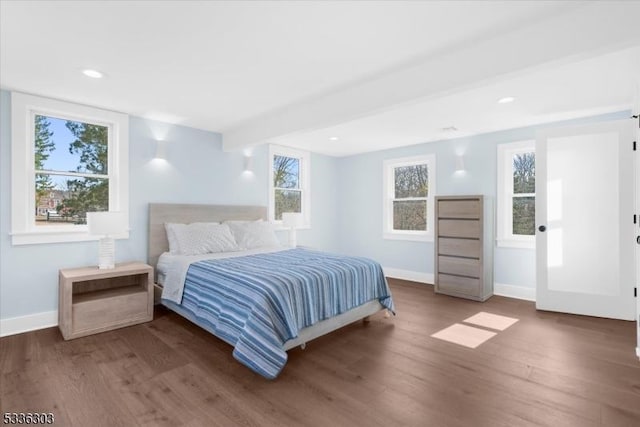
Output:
637 236 640 244
538 225 547 232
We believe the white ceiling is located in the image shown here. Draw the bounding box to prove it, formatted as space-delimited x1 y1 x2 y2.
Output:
276 47 640 156
2 1 640 157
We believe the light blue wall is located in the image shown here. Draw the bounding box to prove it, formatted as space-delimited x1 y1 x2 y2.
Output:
0 90 339 321
336 111 630 289
0 86 629 323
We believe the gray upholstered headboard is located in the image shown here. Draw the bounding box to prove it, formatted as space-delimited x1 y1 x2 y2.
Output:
147 203 267 270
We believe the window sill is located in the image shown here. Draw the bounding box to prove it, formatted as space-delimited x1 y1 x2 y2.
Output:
496 238 535 249
383 232 433 242
11 229 129 246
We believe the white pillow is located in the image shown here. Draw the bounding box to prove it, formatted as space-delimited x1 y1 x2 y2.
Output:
169 222 238 255
164 222 187 254
225 220 280 250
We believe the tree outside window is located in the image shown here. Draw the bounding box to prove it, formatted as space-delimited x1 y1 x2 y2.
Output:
393 164 428 231
268 145 310 226
383 154 435 241
512 152 535 235
34 114 109 226
273 155 301 220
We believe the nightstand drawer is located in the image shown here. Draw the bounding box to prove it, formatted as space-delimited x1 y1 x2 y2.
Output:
72 289 150 335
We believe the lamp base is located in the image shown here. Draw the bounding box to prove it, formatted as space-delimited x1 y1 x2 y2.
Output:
98 236 115 269
288 228 297 248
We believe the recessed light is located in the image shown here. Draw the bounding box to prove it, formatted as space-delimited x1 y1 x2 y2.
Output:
497 96 515 104
82 69 104 79
328 136 339 141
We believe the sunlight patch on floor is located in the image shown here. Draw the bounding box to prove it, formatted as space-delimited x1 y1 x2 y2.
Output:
431 311 520 349
463 311 519 331
430 323 497 349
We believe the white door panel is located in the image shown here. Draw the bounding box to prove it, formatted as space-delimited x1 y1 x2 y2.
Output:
536 120 635 320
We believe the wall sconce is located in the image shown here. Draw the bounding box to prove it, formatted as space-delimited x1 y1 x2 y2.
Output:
243 155 253 173
155 140 167 160
455 154 465 172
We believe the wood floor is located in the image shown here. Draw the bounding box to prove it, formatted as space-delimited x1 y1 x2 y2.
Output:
1 279 639 427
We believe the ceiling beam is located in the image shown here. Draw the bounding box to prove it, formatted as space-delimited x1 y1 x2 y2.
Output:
222 2 640 152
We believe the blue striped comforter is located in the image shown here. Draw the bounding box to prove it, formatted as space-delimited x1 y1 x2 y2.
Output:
173 248 394 379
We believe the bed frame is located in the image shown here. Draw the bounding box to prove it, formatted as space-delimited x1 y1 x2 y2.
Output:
148 203 387 351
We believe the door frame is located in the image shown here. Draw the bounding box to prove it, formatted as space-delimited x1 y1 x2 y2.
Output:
635 79 640 358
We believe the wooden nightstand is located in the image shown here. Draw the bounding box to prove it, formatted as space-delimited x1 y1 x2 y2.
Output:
58 262 154 340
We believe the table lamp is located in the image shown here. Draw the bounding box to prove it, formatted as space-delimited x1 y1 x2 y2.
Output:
281 212 303 248
87 211 126 269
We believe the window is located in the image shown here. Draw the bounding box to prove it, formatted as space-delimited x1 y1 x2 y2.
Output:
11 92 129 245
268 145 310 226
383 154 436 241
497 140 535 248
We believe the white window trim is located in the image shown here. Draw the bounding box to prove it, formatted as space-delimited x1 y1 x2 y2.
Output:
11 92 129 245
497 140 535 249
268 144 311 228
383 154 436 242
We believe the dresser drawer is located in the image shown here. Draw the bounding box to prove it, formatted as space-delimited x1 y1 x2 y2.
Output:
437 199 481 219
438 219 480 238
438 238 481 258
437 274 480 297
438 256 481 278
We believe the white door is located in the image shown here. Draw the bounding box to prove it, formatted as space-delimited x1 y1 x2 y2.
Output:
536 120 636 320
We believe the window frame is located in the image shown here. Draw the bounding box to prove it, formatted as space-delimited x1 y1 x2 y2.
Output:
497 140 535 249
268 144 311 228
383 154 436 242
11 92 129 245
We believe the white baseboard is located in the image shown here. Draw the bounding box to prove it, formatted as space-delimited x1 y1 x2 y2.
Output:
0 310 58 337
494 282 536 301
383 267 536 302
383 267 434 285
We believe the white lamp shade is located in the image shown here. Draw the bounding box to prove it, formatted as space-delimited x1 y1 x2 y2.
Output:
281 212 302 228
87 211 127 236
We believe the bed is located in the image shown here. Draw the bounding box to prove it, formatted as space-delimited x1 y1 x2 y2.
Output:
148 203 394 379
